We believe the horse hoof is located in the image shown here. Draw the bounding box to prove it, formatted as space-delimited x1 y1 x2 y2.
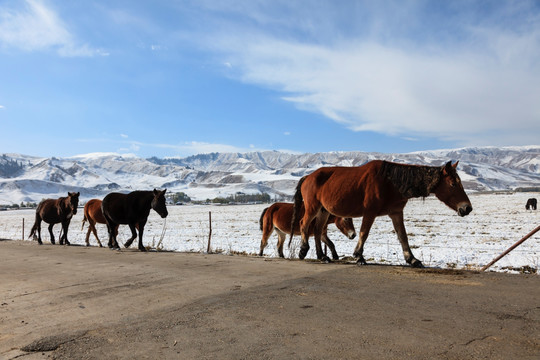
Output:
322 256 332 264
410 259 424 268
356 257 368 266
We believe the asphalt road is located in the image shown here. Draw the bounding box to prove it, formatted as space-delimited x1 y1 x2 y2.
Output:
0 240 538 359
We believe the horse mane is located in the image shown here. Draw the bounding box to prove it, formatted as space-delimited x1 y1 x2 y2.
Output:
378 161 442 198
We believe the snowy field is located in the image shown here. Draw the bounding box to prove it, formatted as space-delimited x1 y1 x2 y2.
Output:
0 193 538 273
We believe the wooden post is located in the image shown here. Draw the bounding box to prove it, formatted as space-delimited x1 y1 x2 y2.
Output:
22 218 25 240
206 211 212 253
481 225 540 271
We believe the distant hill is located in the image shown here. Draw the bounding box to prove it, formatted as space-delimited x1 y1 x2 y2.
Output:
0 146 539 204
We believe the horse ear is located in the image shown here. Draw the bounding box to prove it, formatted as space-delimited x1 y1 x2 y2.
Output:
452 161 459 169
162 189 167 194
442 161 452 174
153 188 158 195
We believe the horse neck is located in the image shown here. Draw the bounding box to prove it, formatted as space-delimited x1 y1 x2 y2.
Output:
58 197 70 211
379 161 441 199
137 191 155 209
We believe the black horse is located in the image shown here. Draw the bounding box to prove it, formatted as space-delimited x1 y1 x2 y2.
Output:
101 189 168 251
29 192 80 245
526 198 537 210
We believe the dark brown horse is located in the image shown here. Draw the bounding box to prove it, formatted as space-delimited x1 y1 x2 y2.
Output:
526 198 537 210
259 202 356 259
29 192 80 245
101 189 168 251
291 160 472 267
82 199 139 247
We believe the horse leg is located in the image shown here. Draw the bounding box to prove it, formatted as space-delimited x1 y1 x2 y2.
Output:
353 215 376 265
124 224 138 248
136 221 147 251
298 204 321 260
62 220 71 245
103 213 119 249
323 234 339 260
106 223 115 248
89 221 103 247
313 211 331 263
389 212 423 268
276 229 286 258
48 223 56 245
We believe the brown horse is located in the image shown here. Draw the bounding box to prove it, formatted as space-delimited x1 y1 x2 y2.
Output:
259 202 356 259
102 189 168 251
291 160 472 267
526 198 537 210
29 192 80 245
81 199 107 247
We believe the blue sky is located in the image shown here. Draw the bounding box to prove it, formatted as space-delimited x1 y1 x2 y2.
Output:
1 0 539 158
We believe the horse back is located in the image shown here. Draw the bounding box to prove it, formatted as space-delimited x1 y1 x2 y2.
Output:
102 191 152 225
270 202 312 235
303 161 403 217
85 199 107 224
36 198 62 224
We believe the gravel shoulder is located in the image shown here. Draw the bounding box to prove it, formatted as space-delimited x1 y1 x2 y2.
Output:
0 240 538 359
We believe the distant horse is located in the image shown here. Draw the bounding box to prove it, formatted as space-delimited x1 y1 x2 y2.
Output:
258 202 356 259
101 189 168 251
526 198 537 210
29 192 80 245
291 161 472 267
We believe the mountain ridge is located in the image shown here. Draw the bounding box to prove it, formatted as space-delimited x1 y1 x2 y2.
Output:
1 146 539 204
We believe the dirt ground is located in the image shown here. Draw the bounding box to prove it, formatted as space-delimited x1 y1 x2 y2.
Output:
0 239 538 360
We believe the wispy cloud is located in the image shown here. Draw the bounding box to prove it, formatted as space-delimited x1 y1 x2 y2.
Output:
0 0 103 57
186 1 540 146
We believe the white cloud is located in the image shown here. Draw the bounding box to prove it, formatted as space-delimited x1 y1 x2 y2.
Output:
120 134 129 138
0 0 101 57
213 34 540 146
0 105 5 110
188 1 540 146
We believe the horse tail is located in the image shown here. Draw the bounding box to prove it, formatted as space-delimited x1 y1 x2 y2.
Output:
81 205 88 231
29 212 40 239
259 207 269 232
289 176 306 247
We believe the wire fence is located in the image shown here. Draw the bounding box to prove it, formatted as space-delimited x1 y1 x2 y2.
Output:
1 193 538 273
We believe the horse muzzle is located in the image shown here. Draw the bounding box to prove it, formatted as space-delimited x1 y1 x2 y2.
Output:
160 211 168 219
457 203 472 217
348 231 357 240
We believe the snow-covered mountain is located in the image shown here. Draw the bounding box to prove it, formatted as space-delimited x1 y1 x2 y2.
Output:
0 146 539 205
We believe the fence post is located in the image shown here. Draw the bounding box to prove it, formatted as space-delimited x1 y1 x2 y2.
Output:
206 211 212 253
481 225 540 271
22 218 25 240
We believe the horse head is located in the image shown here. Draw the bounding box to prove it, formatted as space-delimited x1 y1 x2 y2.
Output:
433 162 472 217
151 189 168 218
67 192 80 215
335 217 357 239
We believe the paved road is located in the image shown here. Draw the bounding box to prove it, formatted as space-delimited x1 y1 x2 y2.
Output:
0 240 538 359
